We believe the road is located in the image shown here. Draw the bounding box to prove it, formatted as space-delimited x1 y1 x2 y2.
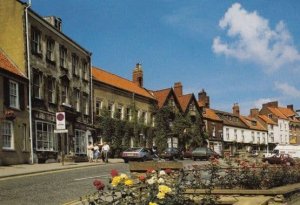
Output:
0 162 129 205
0 159 201 205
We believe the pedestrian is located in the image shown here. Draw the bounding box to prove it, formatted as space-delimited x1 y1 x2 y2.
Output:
101 142 110 163
87 142 94 163
93 143 100 162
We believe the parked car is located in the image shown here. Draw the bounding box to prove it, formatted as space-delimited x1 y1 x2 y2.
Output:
262 154 295 166
121 147 153 163
182 148 193 159
192 147 220 161
160 147 183 160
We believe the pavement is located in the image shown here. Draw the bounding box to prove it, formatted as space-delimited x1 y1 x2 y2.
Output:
0 158 124 179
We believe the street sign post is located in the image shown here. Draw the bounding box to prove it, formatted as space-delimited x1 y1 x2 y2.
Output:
55 112 66 166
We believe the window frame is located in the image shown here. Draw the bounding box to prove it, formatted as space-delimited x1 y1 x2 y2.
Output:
31 28 41 54
35 121 57 151
46 38 55 61
48 78 56 104
9 80 19 109
33 71 42 99
2 121 14 149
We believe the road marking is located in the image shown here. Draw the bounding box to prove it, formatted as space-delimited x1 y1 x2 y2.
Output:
74 174 109 181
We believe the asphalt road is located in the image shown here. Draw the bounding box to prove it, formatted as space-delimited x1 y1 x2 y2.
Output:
0 159 205 205
0 162 130 205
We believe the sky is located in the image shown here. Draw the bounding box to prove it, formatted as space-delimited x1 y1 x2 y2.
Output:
29 0 300 115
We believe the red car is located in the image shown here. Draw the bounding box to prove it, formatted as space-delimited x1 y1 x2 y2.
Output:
262 154 295 166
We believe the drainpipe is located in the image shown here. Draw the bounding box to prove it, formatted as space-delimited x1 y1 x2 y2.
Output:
25 1 34 164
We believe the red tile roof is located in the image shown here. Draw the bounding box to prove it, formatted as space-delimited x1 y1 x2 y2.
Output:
258 115 277 125
92 66 155 100
278 107 297 118
204 108 222 121
267 107 288 120
177 94 192 112
240 116 267 131
152 88 172 108
0 50 26 77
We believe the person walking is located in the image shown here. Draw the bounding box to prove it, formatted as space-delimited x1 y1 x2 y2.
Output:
93 143 100 162
101 142 110 163
87 142 94 162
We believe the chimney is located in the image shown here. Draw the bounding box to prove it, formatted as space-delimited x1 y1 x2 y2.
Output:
232 103 240 115
287 104 294 111
198 89 210 108
262 101 278 109
250 108 259 118
132 63 143 87
43 16 62 31
173 82 183 97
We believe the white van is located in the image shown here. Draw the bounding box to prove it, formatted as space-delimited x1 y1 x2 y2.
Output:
270 145 300 158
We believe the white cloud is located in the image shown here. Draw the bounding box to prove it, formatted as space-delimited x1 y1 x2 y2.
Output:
212 3 300 72
253 98 277 109
275 82 300 97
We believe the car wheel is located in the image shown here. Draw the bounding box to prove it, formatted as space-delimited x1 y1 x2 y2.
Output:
141 156 146 162
124 159 129 163
193 157 197 161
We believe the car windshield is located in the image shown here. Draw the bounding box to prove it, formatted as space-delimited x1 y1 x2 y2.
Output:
124 148 142 152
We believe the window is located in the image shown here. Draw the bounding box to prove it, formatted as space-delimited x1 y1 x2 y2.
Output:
241 130 244 142
189 104 195 111
72 54 79 76
33 71 41 99
74 129 86 154
95 99 102 116
59 46 67 68
62 85 69 104
108 103 114 118
126 107 132 121
46 38 55 61
48 78 56 103
82 61 88 80
36 121 57 151
116 104 123 119
234 129 237 141
226 128 229 140
2 121 13 149
9 80 19 109
83 95 89 115
75 90 80 112
257 132 260 143
31 29 41 54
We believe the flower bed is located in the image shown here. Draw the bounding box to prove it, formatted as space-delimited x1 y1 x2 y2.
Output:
80 158 300 205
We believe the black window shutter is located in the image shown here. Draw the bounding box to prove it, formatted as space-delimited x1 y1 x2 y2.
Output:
3 77 10 107
19 83 25 110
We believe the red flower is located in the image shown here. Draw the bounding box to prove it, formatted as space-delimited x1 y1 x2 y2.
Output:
165 168 172 174
93 179 105 190
146 168 155 174
111 169 119 177
139 175 146 182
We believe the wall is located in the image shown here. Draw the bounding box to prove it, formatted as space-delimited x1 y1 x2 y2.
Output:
0 0 27 74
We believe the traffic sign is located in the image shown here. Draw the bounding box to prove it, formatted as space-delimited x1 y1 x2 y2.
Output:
56 112 66 130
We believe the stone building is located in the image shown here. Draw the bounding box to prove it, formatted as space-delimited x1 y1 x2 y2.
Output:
92 64 157 149
0 50 30 165
0 0 93 163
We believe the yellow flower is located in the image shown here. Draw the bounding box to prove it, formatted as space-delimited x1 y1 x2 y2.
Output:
124 179 134 186
158 185 171 194
149 202 158 205
111 176 121 187
120 173 128 179
157 192 165 199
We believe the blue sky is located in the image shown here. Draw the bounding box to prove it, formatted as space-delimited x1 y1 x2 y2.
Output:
30 0 300 115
